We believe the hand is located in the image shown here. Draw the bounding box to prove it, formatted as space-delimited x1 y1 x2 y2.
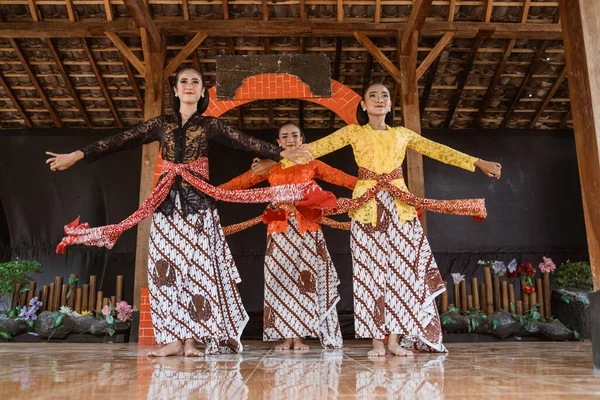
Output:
475 159 502 179
45 150 83 171
251 158 278 175
281 146 313 165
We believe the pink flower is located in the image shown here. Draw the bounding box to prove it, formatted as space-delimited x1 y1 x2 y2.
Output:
115 301 133 322
101 305 111 317
539 256 556 273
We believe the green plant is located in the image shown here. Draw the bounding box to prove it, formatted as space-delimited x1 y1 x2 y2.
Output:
554 261 593 291
0 260 41 310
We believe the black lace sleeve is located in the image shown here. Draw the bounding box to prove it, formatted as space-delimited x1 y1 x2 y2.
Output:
81 116 164 163
205 117 282 161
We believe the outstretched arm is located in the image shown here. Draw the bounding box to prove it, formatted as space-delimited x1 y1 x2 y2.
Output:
45 116 163 171
206 118 312 164
219 169 268 190
314 160 358 190
406 128 502 179
304 125 355 159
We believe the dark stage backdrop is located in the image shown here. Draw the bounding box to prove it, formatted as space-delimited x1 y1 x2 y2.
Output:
0 128 589 337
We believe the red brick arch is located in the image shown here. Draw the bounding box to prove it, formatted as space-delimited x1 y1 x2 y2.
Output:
153 74 361 184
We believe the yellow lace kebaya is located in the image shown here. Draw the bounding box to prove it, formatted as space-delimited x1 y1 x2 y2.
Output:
306 124 479 226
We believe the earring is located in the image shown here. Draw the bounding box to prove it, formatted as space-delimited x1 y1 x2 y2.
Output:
362 107 366 111
175 94 178 98
201 92 205 98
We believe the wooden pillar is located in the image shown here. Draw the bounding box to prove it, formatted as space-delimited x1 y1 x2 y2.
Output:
133 28 166 309
560 0 600 368
399 30 427 231
560 0 600 290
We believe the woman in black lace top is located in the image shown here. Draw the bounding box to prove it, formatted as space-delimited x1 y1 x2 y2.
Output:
46 68 311 357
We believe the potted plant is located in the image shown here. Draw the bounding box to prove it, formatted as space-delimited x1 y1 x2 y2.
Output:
551 261 593 339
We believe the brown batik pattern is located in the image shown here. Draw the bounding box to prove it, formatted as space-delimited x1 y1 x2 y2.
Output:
147 196 249 354
350 191 447 352
263 217 343 348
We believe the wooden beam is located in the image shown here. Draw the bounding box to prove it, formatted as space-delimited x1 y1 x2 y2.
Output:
400 31 426 230
473 39 516 127
338 0 344 22
521 0 532 23
8 38 61 128
559 108 572 129
300 0 305 21
448 0 456 22
330 37 342 128
134 30 166 309
104 32 146 76
0 71 32 128
416 32 454 80
27 0 40 22
0 20 564 39
401 0 434 54
104 0 114 21
362 53 373 95
65 0 77 22
354 31 402 85
484 0 494 23
559 0 600 303
262 0 269 21
80 38 122 127
529 66 568 129
223 0 230 20
163 31 208 81
122 0 160 48
46 39 91 127
182 0 190 20
375 0 381 23
500 40 550 128
419 57 438 117
120 54 144 110
445 36 484 129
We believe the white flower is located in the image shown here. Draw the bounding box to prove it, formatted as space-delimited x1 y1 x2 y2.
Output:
507 259 518 273
59 306 74 316
451 273 466 285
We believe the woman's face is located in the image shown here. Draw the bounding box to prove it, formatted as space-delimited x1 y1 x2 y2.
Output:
361 84 392 117
173 69 204 106
277 124 304 150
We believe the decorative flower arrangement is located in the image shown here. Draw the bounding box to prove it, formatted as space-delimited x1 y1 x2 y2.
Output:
451 273 465 285
17 297 43 326
97 301 134 336
539 257 556 273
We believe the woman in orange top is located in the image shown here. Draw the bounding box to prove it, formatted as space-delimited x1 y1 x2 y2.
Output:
220 123 357 350
303 83 502 357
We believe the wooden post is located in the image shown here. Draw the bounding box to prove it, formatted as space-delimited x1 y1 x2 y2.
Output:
536 278 545 317
516 300 523 316
48 283 55 311
19 290 26 308
68 274 77 310
75 288 83 314
483 267 494 315
530 292 537 309
501 281 509 311
453 283 461 311
520 276 530 312
96 291 104 313
440 281 448 313
82 284 89 312
116 275 124 302
479 283 487 314
41 286 49 311
509 283 516 311
34 290 41 303
542 272 552 317
471 278 480 310
493 275 501 312
110 296 116 306
103 298 110 308
60 284 68 308
12 283 21 308
460 280 468 312
89 275 97 311
26 281 36 303
54 276 63 311
467 295 473 310
559 0 600 369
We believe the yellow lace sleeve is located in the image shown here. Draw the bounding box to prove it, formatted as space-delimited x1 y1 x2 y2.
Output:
405 128 478 171
306 125 356 159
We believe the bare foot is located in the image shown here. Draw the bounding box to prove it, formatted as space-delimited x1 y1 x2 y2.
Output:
184 339 204 357
387 334 414 357
367 338 386 357
274 338 293 350
292 337 309 350
147 340 184 357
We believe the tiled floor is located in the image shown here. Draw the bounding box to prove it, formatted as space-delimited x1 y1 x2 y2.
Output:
0 341 598 399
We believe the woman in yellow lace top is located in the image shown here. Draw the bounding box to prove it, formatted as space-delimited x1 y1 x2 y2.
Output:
304 83 502 357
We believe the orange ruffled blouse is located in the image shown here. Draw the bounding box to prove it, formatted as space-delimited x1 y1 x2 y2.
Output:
220 159 357 234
